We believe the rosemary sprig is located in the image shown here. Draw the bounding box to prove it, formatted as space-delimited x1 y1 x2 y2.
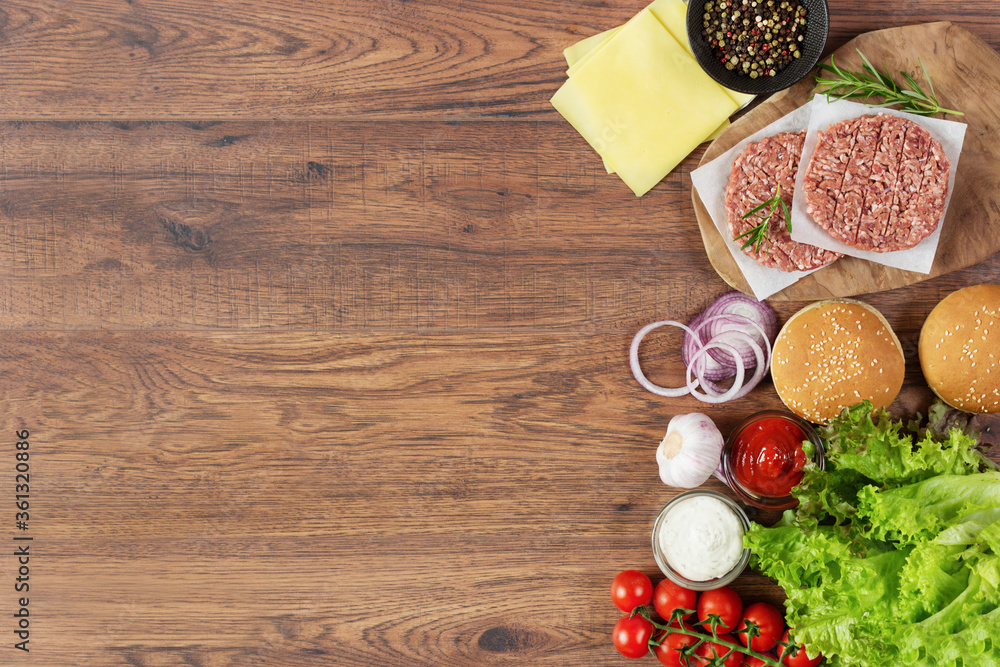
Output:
813 49 963 116
734 184 790 256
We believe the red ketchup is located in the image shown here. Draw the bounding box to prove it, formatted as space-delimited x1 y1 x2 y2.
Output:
732 417 808 497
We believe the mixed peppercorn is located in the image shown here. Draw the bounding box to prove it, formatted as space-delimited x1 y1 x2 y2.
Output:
701 0 808 78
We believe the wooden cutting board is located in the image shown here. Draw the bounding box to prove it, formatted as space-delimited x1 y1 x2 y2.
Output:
693 22 1000 301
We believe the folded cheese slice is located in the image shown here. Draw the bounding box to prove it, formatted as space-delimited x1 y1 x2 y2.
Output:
645 0 755 109
563 28 615 72
565 0 754 107
551 8 738 196
565 22 731 174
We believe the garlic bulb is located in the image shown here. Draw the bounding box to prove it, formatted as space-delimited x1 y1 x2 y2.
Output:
656 413 724 488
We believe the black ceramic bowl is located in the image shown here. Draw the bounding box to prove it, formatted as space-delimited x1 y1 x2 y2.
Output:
687 0 829 95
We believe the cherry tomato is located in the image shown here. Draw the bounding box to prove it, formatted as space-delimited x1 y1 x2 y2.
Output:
653 623 699 667
696 586 743 634
693 633 743 667
777 630 823 667
611 570 654 613
744 653 777 667
653 579 697 622
736 602 785 652
612 614 654 659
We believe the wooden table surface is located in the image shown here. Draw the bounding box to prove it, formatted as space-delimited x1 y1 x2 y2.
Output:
1 1 999 665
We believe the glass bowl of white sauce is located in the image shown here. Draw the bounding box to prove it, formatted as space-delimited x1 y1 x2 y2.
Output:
651 489 751 590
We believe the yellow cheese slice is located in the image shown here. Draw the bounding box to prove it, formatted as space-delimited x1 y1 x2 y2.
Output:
563 28 614 69
649 0 692 55
563 3 731 175
707 119 731 141
566 29 618 77
647 0 755 109
565 0 755 109
551 9 738 195
594 119 730 175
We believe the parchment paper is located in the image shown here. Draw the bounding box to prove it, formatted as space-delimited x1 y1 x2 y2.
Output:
690 104 815 301
789 96 967 273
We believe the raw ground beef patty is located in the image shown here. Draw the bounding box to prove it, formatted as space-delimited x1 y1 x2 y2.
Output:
802 113 951 252
725 131 842 272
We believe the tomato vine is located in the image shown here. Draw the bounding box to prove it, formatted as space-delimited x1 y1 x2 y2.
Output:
632 606 793 667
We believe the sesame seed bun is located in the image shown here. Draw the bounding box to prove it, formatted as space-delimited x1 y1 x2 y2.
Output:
919 284 1000 414
771 299 905 423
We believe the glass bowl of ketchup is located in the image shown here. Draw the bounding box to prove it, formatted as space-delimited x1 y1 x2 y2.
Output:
720 410 825 510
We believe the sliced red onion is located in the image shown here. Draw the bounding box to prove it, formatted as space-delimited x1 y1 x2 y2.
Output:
629 320 697 398
686 341 746 403
692 352 739 383
695 331 767 402
703 291 778 333
683 312 735 382
702 292 778 366
720 297 777 339
680 312 704 368
630 294 776 404
703 313 772 370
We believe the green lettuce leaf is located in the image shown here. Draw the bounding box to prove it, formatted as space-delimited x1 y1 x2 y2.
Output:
788 401 990 548
747 507 1000 666
746 402 1000 667
858 472 1000 545
819 401 986 486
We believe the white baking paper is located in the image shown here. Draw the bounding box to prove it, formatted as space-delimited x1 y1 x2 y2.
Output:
690 103 815 301
790 96 967 273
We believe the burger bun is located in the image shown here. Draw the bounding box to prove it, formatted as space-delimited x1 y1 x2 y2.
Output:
919 284 1000 414
772 299 905 423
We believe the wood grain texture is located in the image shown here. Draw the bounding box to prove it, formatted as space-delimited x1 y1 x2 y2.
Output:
694 22 1000 300
0 1 999 665
1 330 792 666
3 328 994 666
0 1 999 120
0 119 728 330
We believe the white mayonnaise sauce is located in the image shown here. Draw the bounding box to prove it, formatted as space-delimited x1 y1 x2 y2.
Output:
657 495 744 581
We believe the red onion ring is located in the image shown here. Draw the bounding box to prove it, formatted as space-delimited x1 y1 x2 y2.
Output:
629 320 697 398
703 314 771 369
685 341 746 403
703 293 777 368
693 331 767 402
703 291 778 339
701 314 772 370
684 313 738 382
630 305 774 403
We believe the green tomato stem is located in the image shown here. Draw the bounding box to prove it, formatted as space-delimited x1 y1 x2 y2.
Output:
641 609 785 667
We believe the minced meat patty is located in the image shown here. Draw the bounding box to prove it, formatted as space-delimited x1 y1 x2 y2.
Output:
802 113 950 252
725 131 842 272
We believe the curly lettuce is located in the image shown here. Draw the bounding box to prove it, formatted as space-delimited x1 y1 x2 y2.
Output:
745 401 1000 667
789 402 995 546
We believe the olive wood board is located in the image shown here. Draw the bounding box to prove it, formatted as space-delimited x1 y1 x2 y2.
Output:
692 22 1000 301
